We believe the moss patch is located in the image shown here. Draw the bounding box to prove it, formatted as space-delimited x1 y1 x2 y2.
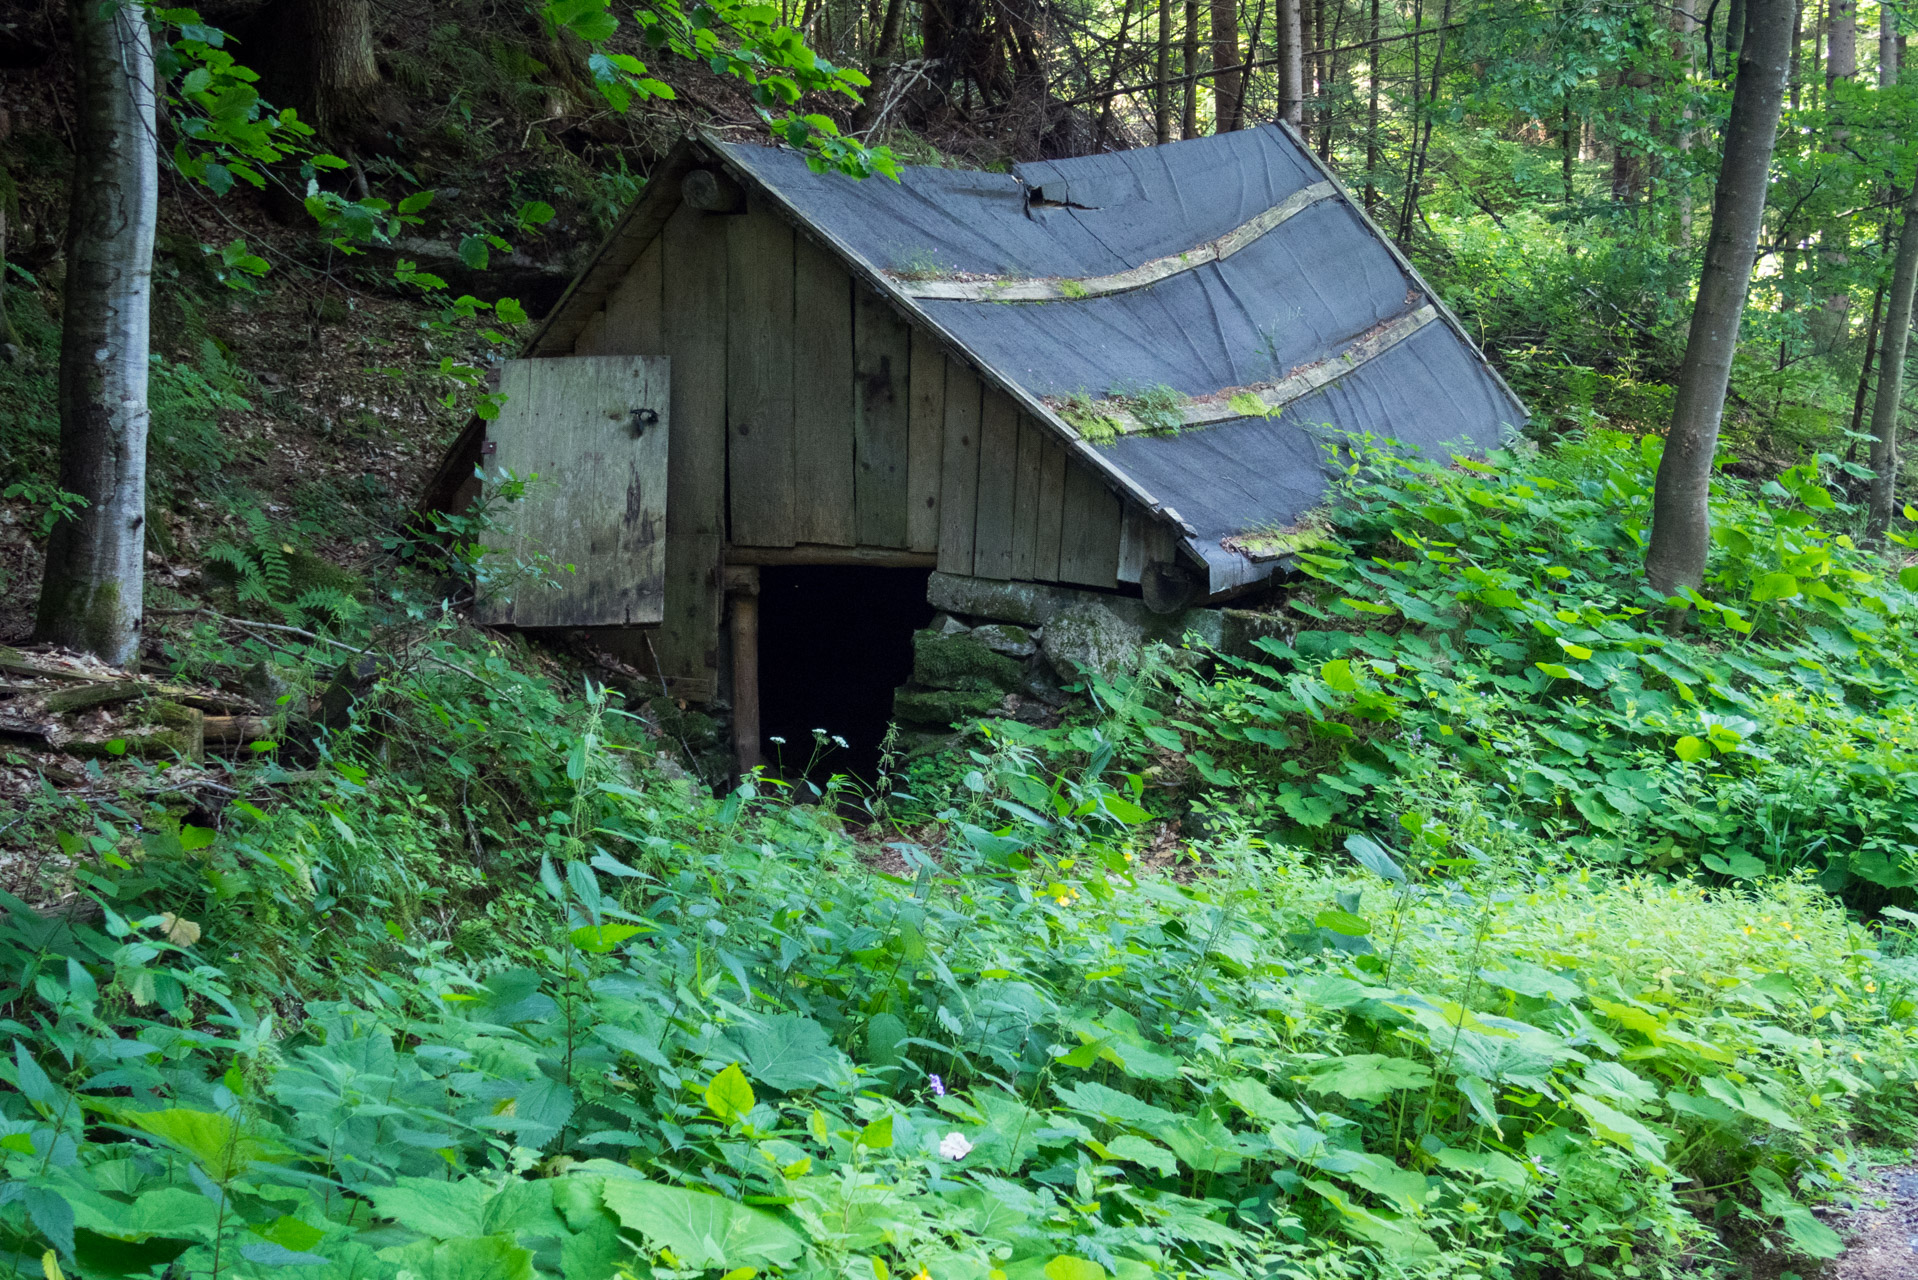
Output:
911 631 1026 692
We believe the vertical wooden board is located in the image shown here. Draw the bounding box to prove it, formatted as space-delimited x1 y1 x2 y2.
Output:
791 237 857 545
937 358 983 576
1118 502 1147 583
1009 416 1045 579
479 355 669 628
972 390 1020 579
654 202 729 695
1033 435 1067 581
1058 457 1122 588
853 285 912 547
599 238 664 354
907 327 946 553
571 308 608 355
727 205 797 547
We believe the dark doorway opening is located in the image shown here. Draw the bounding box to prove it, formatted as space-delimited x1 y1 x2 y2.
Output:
757 565 934 783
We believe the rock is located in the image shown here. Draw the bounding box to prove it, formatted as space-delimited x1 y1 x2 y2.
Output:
927 573 1059 627
893 686 1001 728
243 660 293 708
1022 662 1068 707
932 613 971 636
971 623 1037 658
911 631 1026 693
1041 600 1146 680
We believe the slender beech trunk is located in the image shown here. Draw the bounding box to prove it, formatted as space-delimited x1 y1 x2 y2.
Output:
1182 0 1200 136
35 0 157 664
1560 98 1577 203
1726 0 1747 61
1811 0 1856 351
1364 0 1380 211
1299 0 1315 145
1645 0 1794 596
1867 183 1918 542
1849 279 1884 440
1213 0 1242 130
1789 0 1804 107
1157 0 1174 140
1401 0 1451 242
1276 0 1303 125
0 174 19 361
1882 2 1900 83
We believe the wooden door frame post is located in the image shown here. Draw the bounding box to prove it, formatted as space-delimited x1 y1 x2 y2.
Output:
725 564 762 775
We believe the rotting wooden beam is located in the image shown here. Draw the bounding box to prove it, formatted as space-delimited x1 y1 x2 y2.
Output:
725 565 762 776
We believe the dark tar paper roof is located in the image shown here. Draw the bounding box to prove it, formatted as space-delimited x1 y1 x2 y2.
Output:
717 125 1526 586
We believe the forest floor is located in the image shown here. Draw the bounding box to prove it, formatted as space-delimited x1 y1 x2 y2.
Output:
1833 1165 1918 1280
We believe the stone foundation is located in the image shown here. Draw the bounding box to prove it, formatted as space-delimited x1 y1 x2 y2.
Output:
890 572 1287 738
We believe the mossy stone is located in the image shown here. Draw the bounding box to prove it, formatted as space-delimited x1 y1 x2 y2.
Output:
893 686 1002 727
911 631 1025 692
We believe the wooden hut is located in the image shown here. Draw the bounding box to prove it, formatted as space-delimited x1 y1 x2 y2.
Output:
423 124 1525 772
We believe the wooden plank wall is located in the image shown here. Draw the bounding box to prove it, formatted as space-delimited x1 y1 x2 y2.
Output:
721 208 1125 588
556 201 1146 698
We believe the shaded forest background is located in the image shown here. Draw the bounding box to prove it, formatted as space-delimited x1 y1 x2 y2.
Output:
3 0 1912 612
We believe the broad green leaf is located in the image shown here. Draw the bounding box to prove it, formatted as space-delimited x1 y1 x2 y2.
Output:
1343 833 1405 884
1301 1054 1433 1103
1314 1149 1430 1212
570 923 646 953
598 1180 805 1269
1218 1078 1303 1126
1097 1134 1178 1176
705 1063 757 1122
67 1186 217 1242
1043 1256 1105 1280
379 1234 536 1280
1570 1092 1667 1163
1304 1179 1438 1258
1674 735 1709 762
1052 1081 1178 1128
119 1109 285 1180
737 1014 847 1091
1434 1146 1528 1192
369 1176 490 1238
1750 572 1800 603
1749 1166 1843 1258
1313 908 1370 936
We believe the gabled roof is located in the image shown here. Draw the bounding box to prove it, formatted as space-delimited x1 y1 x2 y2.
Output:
525 125 1527 594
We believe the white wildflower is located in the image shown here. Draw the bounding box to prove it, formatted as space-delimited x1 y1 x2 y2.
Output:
938 1132 973 1160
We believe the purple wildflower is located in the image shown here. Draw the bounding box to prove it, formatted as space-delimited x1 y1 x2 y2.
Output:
928 1074 945 1097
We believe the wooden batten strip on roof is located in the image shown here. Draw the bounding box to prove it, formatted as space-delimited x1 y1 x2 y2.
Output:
895 180 1339 302
1094 304 1439 436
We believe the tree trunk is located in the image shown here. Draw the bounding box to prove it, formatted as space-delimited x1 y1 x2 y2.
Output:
1299 0 1315 144
1561 96 1576 204
1095 0 1139 148
1644 0 1794 596
1810 0 1856 351
35 0 157 665
1789 0 1804 107
1213 0 1242 131
1726 0 1746 60
1157 0 1174 141
1867 182 1918 542
265 0 382 142
848 0 909 133
1182 0 1200 136
0 170 20 362
1276 0 1303 125
1882 2 1900 83
1364 0 1380 210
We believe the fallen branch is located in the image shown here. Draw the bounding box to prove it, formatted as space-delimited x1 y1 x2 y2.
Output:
154 607 483 682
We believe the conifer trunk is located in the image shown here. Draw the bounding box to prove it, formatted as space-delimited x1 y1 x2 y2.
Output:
1276 0 1303 125
1213 0 1242 130
1645 0 1794 596
35 0 157 664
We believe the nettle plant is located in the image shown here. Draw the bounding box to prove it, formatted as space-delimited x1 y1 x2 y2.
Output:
1130 430 1918 897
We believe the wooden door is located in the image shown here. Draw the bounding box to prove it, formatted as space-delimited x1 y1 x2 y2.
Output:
475 355 670 628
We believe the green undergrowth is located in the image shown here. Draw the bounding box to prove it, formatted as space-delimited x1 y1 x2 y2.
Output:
1080 429 1918 904
0 605 1912 1280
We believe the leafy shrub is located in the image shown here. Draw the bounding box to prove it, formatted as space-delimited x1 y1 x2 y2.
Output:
1114 430 1918 900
